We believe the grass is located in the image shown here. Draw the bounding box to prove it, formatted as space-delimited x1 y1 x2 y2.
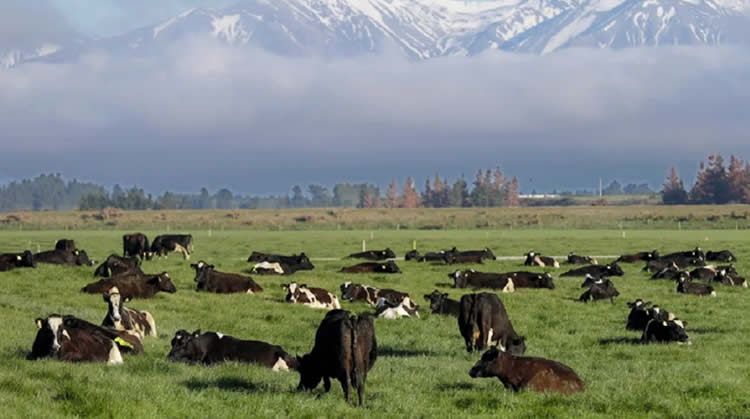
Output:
1 228 750 418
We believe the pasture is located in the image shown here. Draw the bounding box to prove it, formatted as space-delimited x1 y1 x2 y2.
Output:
1 229 750 418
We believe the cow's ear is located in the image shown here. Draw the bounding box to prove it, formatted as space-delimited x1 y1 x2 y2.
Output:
193 329 201 337
35 318 43 329
16 255 22 261
208 265 215 270
103 293 110 302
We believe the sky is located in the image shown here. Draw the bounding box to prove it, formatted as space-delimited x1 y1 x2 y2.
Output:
1 1 749 195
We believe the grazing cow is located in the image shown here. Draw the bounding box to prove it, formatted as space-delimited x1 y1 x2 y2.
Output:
677 276 716 297
246 252 315 272
706 250 737 263
150 234 193 260
0 250 36 272
567 253 598 265
191 261 263 294
296 310 377 406
469 347 585 394
418 248 458 262
123 233 151 260
458 293 526 354
404 250 420 261
283 282 341 310
374 297 420 319
339 282 411 307
523 252 559 268
626 299 674 331
167 329 297 371
82 272 177 299
561 263 623 278
94 254 142 277
423 290 461 317
30 314 123 364
55 239 76 253
339 261 401 274
579 278 619 303
641 319 690 344
616 250 659 263
348 248 396 261
102 287 157 338
35 249 95 266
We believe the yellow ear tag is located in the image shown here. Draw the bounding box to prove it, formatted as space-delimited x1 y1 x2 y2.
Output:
114 337 134 349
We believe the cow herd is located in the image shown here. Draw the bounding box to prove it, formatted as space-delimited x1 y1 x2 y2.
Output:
2 234 745 406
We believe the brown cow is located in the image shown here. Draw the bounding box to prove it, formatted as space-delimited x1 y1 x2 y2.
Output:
191 261 263 294
82 272 177 299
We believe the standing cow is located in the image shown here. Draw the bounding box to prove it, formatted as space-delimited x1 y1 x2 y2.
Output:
458 293 526 354
123 233 151 260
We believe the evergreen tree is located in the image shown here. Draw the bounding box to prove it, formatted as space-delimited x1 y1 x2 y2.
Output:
662 167 688 205
421 178 433 208
727 155 747 203
451 178 469 208
691 154 730 204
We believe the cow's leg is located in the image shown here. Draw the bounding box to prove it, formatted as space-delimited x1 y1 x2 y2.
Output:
323 376 331 393
340 374 351 403
357 378 365 406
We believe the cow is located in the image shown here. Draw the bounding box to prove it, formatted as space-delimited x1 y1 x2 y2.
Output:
444 253 484 265
0 250 35 272
123 233 151 260
423 290 461 317
167 329 297 371
418 248 458 262
282 282 341 310
459 248 497 261
458 293 525 354
449 270 514 292
650 264 685 280
339 261 401 274
579 278 619 303
616 250 659 263
340 282 411 307
689 266 720 281
523 252 559 268
661 247 705 262
404 250 420 261
469 347 585 394
706 250 737 263
641 319 690 344
55 239 76 253
644 256 704 272
150 234 193 260
713 268 748 287
374 297 420 319
191 261 263 294
560 263 623 278
30 314 123 364
246 252 315 272
60 315 144 356
296 310 377 406
82 272 177 299
626 299 674 331
347 248 396 261
102 287 157 338
94 254 142 277
567 253 598 265
252 261 286 275
35 248 95 266
677 276 716 297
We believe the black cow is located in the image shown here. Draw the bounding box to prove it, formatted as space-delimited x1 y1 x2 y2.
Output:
123 233 151 260
35 249 95 266
524 252 559 268
339 261 401 274
706 250 737 263
689 266 722 281
641 319 690 344
151 234 193 260
661 247 705 262
644 256 704 272
404 250 420 261
348 248 396 260
340 282 411 307
94 254 142 277
423 290 461 317
30 314 124 364
458 293 525 354
82 272 177 299
102 287 157 338
567 253 598 265
444 253 485 265
0 250 36 272
579 278 619 303
246 252 315 273
55 239 76 253
191 261 263 294
418 248 458 262
561 263 623 278
677 276 716 296
296 310 377 406
626 299 673 331
459 248 497 261
616 250 659 263
168 329 297 371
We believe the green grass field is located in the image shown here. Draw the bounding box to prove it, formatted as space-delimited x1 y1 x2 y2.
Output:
1 229 750 418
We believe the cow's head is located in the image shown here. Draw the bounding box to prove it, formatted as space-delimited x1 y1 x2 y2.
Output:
505 336 526 355
449 270 468 288
282 282 301 302
606 263 624 276
18 250 36 268
483 248 497 260
295 253 315 270
424 290 448 312
383 248 396 259
405 250 420 261
103 287 124 327
658 319 690 344
381 261 401 273
73 249 95 266
469 346 505 378
537 273 555 289
340 282 359 301
296 353 322 391
149 272 177 293
523 252 537 265
167 329 202 363
190 261 214 283
30 314 65 359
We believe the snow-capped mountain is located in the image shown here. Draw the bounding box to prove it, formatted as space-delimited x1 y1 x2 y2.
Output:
5 0 750 68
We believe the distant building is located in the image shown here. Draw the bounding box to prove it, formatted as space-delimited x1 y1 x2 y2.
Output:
519 194 561 199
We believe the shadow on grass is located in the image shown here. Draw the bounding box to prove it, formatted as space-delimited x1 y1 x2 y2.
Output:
433 282 454 289
379 345 438 358
184 377 285 394
598 337 642 346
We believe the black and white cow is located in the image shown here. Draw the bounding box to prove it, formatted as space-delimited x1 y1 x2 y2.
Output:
35 248 95 266
713 268 748 287
123 233 151 260
567 253 598 265
458 293 525 354
524 252 559 268
374 297 420 319
282 282 341 310
641 319 690 344
150 234 193 260
102 287 157 338
246 252 315 273
626 299 674 331
650 264 685 280
191 261 263 294
579 278 619 303
644 256 704 272
339 282 412 307
449 270 514 292
418 248 458 262
404 250 421 261
30 314 123 364
677 276 716 297
423 290 461 317
616 250 659 263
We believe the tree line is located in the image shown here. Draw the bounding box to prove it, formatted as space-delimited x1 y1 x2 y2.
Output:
662 154 750 204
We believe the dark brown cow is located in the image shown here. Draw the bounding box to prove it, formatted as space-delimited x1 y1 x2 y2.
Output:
35 249 95 266
102 287 157 338
458 293 525 354
0 250 35 271
339 282 411 307
82 272 177 299
616 250 659 263
423 290 461 316
339 261 401 274
348 248 396 260
282 282 341 310
123 233 151 260
469 347 585 394
191 261 263 294
94 254 142 277
297 310 377 406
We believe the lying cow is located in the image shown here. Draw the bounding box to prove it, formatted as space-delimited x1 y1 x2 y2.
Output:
677 276 716 296
458 293 525 354
706 250 737 263
567 253 598 265
458 248 497 261
191 261 263 294
339 261 401 274
579 277 619 303
123 233 151 260
55 239 76 252
348 248 396 260
642 319 690 344
30 314 124 364
449 270 513 292
151 234 193 260
283 282 341 310
35 248 95 266
0 250 36 272
296 309 377 406
423 290 461 317
374 297 420 319
469 347 585 394
713 269 748 287
626 299 674 331
661 247 705 262
561 263 623 278
650 264 684 280
246 252 315 272
644 256 704 272
418 248 457 262
82 272 177 299
168 329 297 371
404 250 420 261
94 254 142 277
616 250 659 263
444 253 485 265
524 252 559 268
340 282 411 307
102 287 157 338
